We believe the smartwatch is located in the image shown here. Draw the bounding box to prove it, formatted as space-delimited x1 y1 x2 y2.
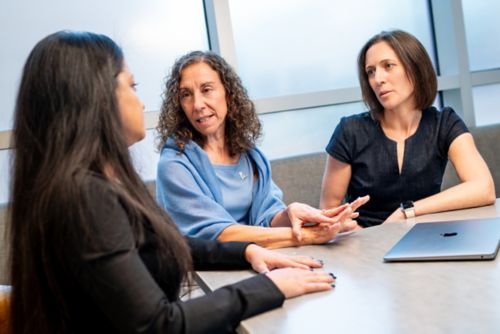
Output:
400 200 415 219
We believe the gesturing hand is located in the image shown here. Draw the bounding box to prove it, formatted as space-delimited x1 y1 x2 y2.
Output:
323 195 370 232
286 202 352 242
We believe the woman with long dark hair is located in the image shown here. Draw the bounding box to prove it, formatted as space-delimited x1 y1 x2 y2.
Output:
8 31 336 334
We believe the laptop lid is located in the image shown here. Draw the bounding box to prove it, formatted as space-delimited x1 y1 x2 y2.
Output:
384 218 500 262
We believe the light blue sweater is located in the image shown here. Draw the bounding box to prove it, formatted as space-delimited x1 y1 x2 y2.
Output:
156 138 286 239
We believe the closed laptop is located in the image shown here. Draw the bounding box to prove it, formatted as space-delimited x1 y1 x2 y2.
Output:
384 218 500 262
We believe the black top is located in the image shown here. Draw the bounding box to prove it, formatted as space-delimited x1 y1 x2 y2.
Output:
63 175 284 333
326 107 469 227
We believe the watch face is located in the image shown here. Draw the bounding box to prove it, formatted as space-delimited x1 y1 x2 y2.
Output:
401 200 414 210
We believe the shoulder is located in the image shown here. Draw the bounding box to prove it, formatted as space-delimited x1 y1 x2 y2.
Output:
423 106 469 133
159 137 184 161
422 106 469 153
158 140 200 171
80 174 135 249
82 173 116 203
424 106 464 124
340 111 376 130
248 147 269 163
81 174 125 218
340 111 373 126
334 111 378 138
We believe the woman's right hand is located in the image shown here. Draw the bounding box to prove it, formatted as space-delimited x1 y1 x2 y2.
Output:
322 195 370 232
299 221 343 245
266 268 335 298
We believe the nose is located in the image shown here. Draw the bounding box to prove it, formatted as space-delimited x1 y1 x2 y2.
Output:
373 68 386 85
193 91 205 111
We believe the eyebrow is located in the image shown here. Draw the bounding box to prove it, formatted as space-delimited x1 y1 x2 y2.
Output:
180 81 215 89
365 58 397 69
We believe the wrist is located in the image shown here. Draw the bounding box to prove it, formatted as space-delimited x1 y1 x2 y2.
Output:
270 207 290 227
244 243 258 263
295 228 312 246
400 200 415 219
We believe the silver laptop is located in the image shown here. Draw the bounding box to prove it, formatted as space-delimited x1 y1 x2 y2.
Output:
384 218 500 262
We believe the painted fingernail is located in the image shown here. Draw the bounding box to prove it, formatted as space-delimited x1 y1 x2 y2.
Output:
331 283 336 288
329 272 337 279
317 259 324 265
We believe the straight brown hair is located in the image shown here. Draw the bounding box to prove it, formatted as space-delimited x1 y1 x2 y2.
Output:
357 30 437 119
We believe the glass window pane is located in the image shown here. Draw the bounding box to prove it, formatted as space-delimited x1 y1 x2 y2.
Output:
462 1 500 71
0 0 207 205
0 0 207 131
472 83 500 126
129 129 160 182
259 103 364 160
229 0 434 99
0 150 12 204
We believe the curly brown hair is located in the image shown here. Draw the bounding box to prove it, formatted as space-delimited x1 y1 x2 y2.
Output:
156 51 261 156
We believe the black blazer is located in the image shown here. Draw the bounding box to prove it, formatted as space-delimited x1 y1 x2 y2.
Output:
61 175 284 334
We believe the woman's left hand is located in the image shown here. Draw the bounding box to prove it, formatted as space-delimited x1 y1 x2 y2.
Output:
244 244 323 273
286 202 351 241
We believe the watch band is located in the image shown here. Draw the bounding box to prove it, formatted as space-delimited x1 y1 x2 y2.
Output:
400 200 415 219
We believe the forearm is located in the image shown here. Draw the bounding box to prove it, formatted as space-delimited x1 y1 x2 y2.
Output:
181 274 284 333
187 237 251 270
414 180 496 216
319 157 351 209
320 196 343 210
269 208 290 227
217 224 300 249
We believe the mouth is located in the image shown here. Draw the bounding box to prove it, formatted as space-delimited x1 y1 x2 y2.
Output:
196 114 214 124
378 90 391 98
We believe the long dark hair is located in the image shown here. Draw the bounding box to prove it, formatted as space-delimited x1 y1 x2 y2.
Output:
156 51 261 156
8 31 192 334
357 30 437 119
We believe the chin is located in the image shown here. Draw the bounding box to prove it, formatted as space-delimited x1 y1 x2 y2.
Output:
127 133 146 147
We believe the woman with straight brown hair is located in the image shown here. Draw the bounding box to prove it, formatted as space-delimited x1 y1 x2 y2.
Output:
321 30 495 227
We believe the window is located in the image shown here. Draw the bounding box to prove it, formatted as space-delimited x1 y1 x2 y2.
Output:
472 83 500 126
0 0 207 131
229 0 434 99
0 0 207 204
462 0 500 71
259 103 364 159
0 151 11 204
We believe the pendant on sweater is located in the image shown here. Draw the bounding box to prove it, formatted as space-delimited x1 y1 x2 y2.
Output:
238 171 247 180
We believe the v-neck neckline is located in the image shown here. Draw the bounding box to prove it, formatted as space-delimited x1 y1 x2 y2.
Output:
377 111 426 176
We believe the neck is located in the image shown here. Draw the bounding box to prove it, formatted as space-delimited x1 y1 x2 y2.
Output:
381 108 422 139
204 136 238 165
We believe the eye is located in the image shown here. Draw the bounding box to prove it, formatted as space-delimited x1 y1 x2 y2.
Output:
179 90 191 99
202 86 213 94
366 68 375 77
131 82 139 91
385 63 395 69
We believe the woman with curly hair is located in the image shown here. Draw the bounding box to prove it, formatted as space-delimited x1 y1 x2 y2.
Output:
156 51 368 249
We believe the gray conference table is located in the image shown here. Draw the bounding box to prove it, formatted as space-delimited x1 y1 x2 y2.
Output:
194 200 500 334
